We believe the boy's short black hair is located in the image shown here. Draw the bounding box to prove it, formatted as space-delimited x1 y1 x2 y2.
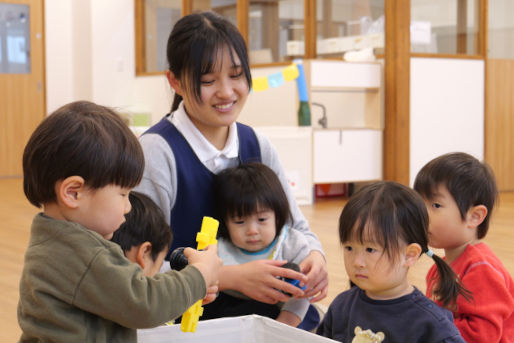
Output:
213 162 292 240
23 101 144 208
111 192 172 261
413 152 498 239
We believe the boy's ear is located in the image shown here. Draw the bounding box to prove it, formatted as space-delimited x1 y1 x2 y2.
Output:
135 242 153 269
166 70 183 96
55 176 86 209
404 243 422 267
466 204 488 229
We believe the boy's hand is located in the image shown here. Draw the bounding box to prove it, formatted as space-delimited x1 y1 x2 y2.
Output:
202 283 219 305
184 245 222 294
299 250 328 302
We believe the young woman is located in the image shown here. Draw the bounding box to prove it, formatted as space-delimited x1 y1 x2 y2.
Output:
135 12 328 322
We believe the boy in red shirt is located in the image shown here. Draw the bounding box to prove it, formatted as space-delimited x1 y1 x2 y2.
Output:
414 152 514 342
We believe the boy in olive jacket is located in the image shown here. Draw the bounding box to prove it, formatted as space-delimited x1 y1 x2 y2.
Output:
18 101 221 342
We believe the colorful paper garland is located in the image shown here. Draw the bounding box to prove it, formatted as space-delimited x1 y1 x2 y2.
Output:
251 63 300 92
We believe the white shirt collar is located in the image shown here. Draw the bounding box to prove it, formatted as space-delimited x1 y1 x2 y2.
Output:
167 102 239 172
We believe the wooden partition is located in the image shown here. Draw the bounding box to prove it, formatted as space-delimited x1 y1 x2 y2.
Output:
384 0 410 185
0 0 45 177
485 59 514 191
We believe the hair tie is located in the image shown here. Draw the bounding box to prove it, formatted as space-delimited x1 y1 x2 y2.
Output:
425 249 434 258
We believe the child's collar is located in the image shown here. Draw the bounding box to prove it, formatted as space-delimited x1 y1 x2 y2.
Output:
237 224 289 257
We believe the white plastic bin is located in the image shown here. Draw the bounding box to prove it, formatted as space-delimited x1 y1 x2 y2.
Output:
137 315 338 343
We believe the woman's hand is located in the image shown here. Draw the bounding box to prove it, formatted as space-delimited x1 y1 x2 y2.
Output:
299 250 328 302
219 260 308 304
276 310 301 327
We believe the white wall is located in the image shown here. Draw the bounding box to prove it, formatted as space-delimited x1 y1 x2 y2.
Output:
71 0 92 101
239 66 298 127
45 0 172 119
45 0 74 113
410 58 484 184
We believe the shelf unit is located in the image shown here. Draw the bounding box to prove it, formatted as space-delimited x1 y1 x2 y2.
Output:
252 60 383 204
305 60 383 190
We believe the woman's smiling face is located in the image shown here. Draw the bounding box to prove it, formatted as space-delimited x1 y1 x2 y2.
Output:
179 46 250 135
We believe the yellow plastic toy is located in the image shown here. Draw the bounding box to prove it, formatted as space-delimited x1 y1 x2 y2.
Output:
180 216 219 333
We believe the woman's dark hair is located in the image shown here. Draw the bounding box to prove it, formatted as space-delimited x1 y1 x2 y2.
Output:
166 11 252 112
111 192 172 261
213 162 292 240
413 152 498 239
23 101 144 208
339 181 471 308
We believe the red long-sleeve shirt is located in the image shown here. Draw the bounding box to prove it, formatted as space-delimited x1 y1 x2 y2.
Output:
426 243 514 343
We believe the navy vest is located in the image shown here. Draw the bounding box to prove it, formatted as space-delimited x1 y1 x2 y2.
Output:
145 118 261 258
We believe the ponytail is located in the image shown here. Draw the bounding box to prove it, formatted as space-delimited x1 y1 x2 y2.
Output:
171 94 183 113
428 251 472 308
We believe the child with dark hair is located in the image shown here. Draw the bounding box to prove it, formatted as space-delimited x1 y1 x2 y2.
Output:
414 152 514 342
18 101 221 342
111 191 172 277
203 162 310 327
317 181 466 342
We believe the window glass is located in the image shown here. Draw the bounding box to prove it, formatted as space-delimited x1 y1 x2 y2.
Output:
144 0 181 72
316 0 384 58
0 3 30 74
138 0 238 73
192 0 237 25
248 0 304 64
411 0 480 55
488 1 514 59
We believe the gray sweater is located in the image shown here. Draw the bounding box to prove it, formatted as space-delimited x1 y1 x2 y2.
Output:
218 225 311 320
18 214 206 343
136 115 323 254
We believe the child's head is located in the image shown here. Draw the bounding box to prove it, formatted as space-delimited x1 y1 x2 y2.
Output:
166 11 252 113
213 162 292 252
413 152 498 240
111 192 172 277
339 182 428 299
23 101 144 239
339 181 469 306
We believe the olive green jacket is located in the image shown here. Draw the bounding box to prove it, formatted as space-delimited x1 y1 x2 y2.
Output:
18 214 205 342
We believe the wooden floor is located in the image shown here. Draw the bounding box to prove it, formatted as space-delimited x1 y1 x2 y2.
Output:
1 177 513 341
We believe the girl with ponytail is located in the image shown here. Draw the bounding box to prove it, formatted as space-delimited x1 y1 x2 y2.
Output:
317 181 467 343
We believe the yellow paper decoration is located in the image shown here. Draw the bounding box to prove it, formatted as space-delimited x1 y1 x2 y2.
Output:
250 63 300 92
282 64 299 81
252 76 269 92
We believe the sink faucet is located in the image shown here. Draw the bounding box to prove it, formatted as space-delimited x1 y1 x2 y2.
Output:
311 102 327 128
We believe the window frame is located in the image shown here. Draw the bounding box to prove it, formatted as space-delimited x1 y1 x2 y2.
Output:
134 0 487 76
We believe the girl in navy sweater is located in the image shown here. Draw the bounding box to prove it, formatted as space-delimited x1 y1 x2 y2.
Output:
317 181 469 342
